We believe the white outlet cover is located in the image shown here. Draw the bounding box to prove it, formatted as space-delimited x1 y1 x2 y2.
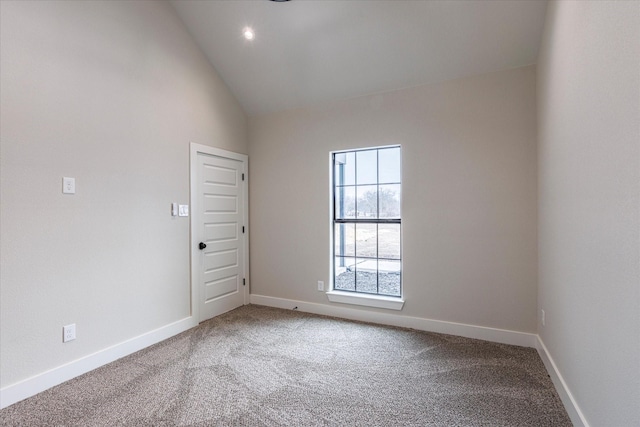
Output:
178 205 189 217
317 281 324 291
63 324 76 342
62 177 76 194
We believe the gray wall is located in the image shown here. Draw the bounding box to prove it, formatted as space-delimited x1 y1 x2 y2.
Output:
537 2 640 426
249 66 538 333
0 0 247 387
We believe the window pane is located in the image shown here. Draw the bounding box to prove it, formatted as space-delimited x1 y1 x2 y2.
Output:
378 224 400 259
355 258 377 294
356 185 377 218
355 223 377 258
334 223 355 257
334 257 355 291
335 152 355 186
356 150 377 185
378 147 401 184
336 186 355 219
378 260 401 296
378 184 400 219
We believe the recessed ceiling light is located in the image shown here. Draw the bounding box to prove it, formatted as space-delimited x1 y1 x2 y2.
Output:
243 27 254 40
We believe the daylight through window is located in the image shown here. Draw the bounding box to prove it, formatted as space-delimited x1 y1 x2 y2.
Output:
332 146 402 297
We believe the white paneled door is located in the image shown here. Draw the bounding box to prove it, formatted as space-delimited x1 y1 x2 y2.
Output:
191 144 247 323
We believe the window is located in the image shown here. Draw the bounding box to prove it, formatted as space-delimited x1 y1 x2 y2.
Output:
332 146 402 298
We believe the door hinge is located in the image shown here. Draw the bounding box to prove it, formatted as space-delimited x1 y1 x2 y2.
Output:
242 226 245 233
242 173 245 181
243 278 246 286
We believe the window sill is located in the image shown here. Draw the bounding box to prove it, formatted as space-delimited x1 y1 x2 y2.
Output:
326 291 405 311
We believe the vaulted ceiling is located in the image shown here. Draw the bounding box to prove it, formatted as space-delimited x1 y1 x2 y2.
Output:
170 0 548 117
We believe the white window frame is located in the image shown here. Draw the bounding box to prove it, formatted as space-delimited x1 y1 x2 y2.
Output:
327 146 405 311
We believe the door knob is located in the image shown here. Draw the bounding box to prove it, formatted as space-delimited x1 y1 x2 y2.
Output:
199 242 207 250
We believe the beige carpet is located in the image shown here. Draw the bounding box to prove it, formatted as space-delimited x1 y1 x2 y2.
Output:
0 305 571 426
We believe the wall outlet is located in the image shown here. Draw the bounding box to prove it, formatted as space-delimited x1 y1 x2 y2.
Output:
317 280 324 292
541 309 545 327
62 177 76 194
63 324 76 342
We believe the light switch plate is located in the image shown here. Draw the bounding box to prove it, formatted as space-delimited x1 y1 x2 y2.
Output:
171 203 178 217
62 177 75 194
178 205 189 217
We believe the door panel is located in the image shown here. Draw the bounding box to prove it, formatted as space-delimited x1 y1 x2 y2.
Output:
204 249 238 273
203 163 237 185
204 223 238 242
204 276 238 300
204 194 237 213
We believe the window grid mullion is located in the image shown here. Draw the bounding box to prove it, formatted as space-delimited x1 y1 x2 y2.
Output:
354 151 358 292
335 181 401 187
376 150 379 294
335 219 400 224
354 223 358 293
354 153 358 220
376 224 379 295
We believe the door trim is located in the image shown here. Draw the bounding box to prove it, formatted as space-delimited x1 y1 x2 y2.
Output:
190 142 249 322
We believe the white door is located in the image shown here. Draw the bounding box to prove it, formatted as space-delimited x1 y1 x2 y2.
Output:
191 144 247 323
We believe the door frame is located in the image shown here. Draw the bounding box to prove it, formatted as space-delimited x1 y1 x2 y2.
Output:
190 142 249 322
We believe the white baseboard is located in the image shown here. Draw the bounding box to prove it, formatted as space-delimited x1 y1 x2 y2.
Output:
249 294 537 348
536 336 590 427
0 316 197 409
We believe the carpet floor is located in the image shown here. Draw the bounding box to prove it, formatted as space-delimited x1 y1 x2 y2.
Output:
0 305 572 426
